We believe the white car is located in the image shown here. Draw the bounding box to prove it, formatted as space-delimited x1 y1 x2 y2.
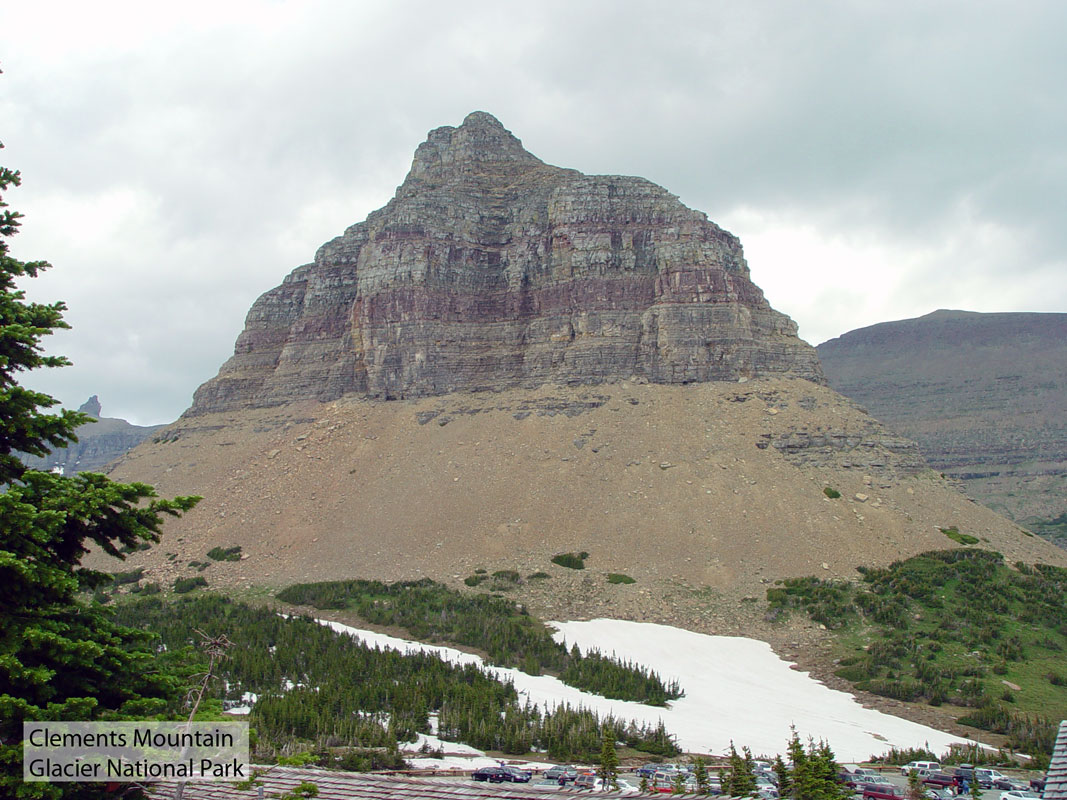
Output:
998 791 1040 800
902 761 941 776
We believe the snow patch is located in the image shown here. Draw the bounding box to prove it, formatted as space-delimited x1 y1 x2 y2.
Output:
319 617 980 762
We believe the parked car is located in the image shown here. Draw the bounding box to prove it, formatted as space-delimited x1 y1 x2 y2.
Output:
472 766 509 783
544 765 578 783
531 778 565 791
922 773 958 790
756 776 779 792
756 769 780 786
863 785 905 800
840 772 886 790
998 791 1041 800
501 765 532 783
975 770 1007 789
653 774 698 794
902 761 942 776
858 777 895 788
841 772 887 790
636 764 664 778
573 774 599 790
924 788 955 800
993 778 1028 792
571 775 641 794
1029 778 1046 793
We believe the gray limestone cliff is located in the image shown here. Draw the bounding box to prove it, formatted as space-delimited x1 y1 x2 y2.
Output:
188 112 823 414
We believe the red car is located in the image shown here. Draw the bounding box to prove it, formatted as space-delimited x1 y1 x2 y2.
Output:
863 785 905 800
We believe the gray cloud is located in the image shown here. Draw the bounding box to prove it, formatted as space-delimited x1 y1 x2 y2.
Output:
4 0 1065 423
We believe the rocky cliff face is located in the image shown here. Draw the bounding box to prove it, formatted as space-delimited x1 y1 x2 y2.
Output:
817 310 1067 537
188 112 822 414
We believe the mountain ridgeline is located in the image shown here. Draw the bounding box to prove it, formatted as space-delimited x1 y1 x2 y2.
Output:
19 396 161 474
817 310 1067 542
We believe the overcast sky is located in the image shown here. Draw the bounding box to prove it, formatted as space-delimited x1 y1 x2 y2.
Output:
3 1 1066 425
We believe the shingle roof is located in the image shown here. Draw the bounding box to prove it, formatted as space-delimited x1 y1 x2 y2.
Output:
148 768 650 800
1045 720 1067 800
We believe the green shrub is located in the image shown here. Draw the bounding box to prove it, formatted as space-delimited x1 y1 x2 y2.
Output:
173 576 208 594
463 574 487 587
111 568 145 585
527 572 550 580
207 545 243 561
940 527 979 545
823 487 841 499
551 552 587 570
488 571 520 591
607 573 636 585
140 582 161 596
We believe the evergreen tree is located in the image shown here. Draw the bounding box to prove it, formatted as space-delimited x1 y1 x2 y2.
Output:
672 771 688 795
906 769 924 800
785 727 849 800
694 756 710 795
0 140 199 799
598 725 620 789
774 754 793 798
726 740 757 796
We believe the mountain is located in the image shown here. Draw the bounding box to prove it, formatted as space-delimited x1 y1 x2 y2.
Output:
817 310 1067 542
188 111 822 414
108 116 1067 628
20 395 163 474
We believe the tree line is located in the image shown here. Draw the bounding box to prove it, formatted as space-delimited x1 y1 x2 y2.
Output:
276 577 683 704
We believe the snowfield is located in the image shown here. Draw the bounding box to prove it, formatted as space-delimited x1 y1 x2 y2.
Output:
318 617 978 762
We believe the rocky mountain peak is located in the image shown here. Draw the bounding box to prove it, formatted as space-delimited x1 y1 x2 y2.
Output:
77 395 102 419
188 113 823 415
403 111 545 187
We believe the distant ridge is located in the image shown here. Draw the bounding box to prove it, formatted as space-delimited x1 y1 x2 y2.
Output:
818 309 1067 540
20 396 163 474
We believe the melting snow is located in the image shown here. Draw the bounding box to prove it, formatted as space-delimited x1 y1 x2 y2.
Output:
319 617 980 762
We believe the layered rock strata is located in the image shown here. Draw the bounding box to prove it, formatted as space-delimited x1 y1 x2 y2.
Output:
818 310 1067 529
189 112 822 414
